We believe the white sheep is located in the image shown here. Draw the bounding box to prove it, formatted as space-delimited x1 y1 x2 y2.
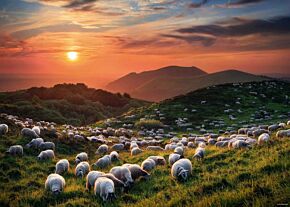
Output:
111 143 124 151
148 156 166 165
6 145 23 156
109 166 134 187
75 161 90 178
21 128 39 139
0 124 8 136
94 177 116 202
168 153 182 166
55 159 70 175
141 158 156 172
38 149 54 160
96 144 109 155
75 152 88 164
258 133 270 145
39 142 55 150
109 151 119 161
26 138 44 148
193 147 205 160
32 126 41 136
174 146 184 156
45 173 65 195
146 146 164 151
171 158 192 181
86 171 105 190
131 147 142 156
122 164 150 181
232 140 251 149
93 155 111 169
276 129 290 138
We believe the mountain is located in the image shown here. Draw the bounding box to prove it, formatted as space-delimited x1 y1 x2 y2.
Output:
0 83 148 125
106 66 269 102
106 65 207 94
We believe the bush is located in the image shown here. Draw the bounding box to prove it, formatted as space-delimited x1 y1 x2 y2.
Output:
135 119 164 129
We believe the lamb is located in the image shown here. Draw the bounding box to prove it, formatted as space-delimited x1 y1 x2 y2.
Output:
122 164 150 181
146 146 164 151
92 155 111 169
109 151 119 162
96 144 109 155
94 177 116 202
109 166 134 187
0 124 8 136
75 152 88 164
111 143 124 151
174 146 184 156
6 145 23 156
168 153 182 166
26 138 44 148
148 156 166 165
75 161 90 178
38 150 55 160
45 173 65 195
55 159 70 175
258 133 270 145
32 126 41 136
141 158 156 172
193 147 205 160
171 158 192 182
39 141 55 150
131 147 142 156
21 128 39 139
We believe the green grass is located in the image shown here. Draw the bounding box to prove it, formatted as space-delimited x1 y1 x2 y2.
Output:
0 124 289 207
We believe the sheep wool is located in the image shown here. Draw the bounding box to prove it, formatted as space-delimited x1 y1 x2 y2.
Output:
93 155 111 169
171 158 192 182
141 158 156 172
75 161 90 178
109 166 134 186
26 138 44 148
55 159 70 175
38 150 55 160
75 152 88 164
122 164 150 181
168 153 182 166
6 145 23 156
94 177 116 202
0 124 8 136
45 173 65 194
258 133 270 145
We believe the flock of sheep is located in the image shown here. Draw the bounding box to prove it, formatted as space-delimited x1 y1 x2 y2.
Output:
1 113 290 202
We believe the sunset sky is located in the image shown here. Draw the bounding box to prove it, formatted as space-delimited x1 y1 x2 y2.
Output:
0 0 290 90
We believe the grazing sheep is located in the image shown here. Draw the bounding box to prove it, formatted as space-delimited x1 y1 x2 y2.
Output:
130 142 138 149
215 141 229 148
232 140 251 149
32 126 41 136
122 164 150 181
276 129 290 138
207 138 216 145
94 177 116 202
45 173 65 195
86 171 105 190
109 166 134 187
102 173 127 189
187 142 196 148
6 145 23 156
96 144 109 155
168 153 182 166
258 133 270 145
39 142 55 150
111 143 124 151
193 147 205 160
131 147 142 156
146 146 164 151
268 124 279 132
148 156 166 165
93 155 111 169
38 150 55 160
109 151 119 162
141 158 156 172
55 159 70 175
0 124 8 136
21 128 39 139
75 161 90 178
75 152 88 164
174 146 184 156
171 158 192 182
26 138 44 148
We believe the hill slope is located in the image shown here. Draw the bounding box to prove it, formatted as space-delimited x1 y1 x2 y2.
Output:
106 66 269 102
0 83 148 126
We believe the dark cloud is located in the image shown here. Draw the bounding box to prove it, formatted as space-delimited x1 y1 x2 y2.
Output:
227 0 264 6
176 16 290 37
162 34 215 46
0 33 30 57
189 0 208 8
63 0 96 8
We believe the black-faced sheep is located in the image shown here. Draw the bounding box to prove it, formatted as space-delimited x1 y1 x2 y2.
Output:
94 177 116 202
171 158 192 182
45 173 65 195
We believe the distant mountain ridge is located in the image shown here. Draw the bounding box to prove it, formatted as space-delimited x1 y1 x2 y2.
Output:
106 66 269 102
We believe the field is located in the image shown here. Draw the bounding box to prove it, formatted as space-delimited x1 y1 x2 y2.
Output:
0 122 289 207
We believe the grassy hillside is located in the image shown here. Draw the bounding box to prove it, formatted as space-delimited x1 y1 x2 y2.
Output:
116 80 290 132
0 120 289 207
0 83 148 126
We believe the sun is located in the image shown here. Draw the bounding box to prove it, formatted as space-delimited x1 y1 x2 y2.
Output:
67 51 78 61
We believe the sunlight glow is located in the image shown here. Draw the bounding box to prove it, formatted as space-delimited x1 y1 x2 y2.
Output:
67 51 78 61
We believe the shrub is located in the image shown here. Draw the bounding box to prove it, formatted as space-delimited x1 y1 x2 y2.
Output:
135 119 164 129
